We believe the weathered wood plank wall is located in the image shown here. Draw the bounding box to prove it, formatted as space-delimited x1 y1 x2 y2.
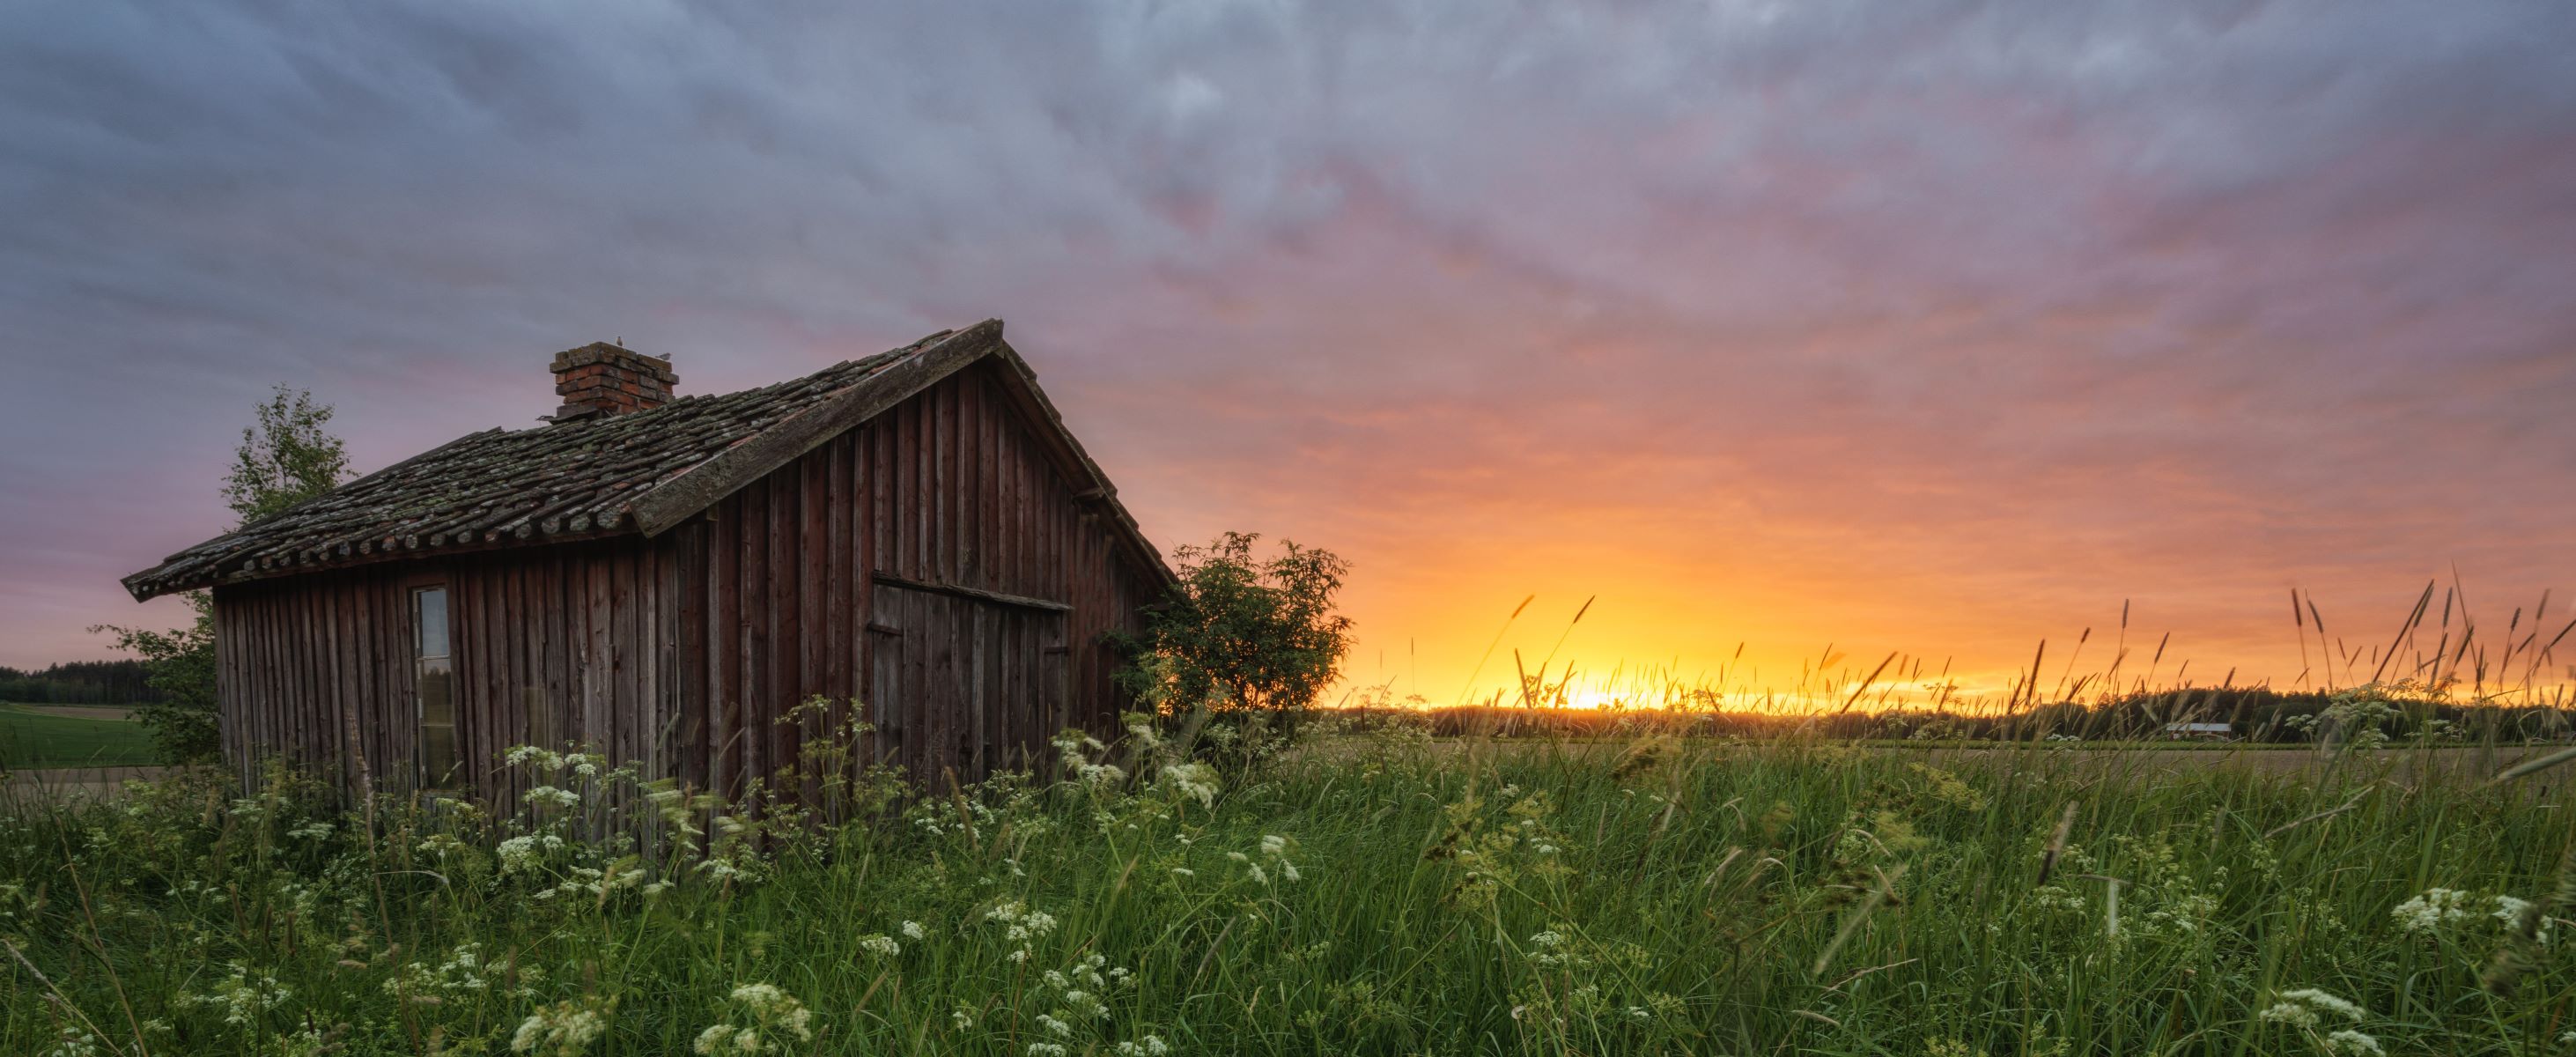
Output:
212 535 676 802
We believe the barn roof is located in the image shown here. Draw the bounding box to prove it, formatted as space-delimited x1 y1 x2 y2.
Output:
123 321 1170 601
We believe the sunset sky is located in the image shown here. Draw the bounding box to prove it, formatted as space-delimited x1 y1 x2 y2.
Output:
4 2 2572 705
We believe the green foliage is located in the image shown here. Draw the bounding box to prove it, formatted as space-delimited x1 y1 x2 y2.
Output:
94 385 353 766
220 384 352 526
2 728 2571 1054
1117 531 1353 729
91 595 220 764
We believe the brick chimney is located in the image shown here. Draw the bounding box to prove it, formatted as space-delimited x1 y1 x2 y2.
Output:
550 342 676 423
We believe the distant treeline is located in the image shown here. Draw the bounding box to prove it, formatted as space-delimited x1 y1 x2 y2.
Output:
0 660 164 705
1330 686 2575 743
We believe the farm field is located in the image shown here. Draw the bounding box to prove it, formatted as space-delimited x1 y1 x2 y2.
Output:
0 702 155 770
3 725 2570 1056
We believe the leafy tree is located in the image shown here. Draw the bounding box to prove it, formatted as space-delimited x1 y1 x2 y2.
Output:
222 385 351 525
96 386 352 764
1117 532 1354 736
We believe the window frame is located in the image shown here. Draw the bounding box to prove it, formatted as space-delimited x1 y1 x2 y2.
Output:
407 576 458 790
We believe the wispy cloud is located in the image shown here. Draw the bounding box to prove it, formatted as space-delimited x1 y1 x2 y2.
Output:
4 0 2570 694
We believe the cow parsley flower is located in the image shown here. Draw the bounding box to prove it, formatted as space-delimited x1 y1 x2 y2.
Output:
527 785 582 809
2260 988 2366 1028
2392 888 2472 933
1159 763 1221 809
901 920 928 942
694 983 814 1054
988 900 1060 942
1114 1036 1173 1055
2323 1030 2384 1056
859 934 900 957
511 998 609 1056
179 963 291 1027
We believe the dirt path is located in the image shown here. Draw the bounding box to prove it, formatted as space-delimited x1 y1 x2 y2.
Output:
1 765 175 806
3 703 139 721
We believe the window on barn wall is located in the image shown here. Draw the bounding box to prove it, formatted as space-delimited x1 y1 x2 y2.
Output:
412 586 457 787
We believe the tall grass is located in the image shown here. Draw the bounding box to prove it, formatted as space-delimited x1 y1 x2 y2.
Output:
4 710 2572 1055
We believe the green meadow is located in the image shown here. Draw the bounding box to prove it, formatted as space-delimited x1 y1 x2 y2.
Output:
4 708 2572 1056
0 704 156 770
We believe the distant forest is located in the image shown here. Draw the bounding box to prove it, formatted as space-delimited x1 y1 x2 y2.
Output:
1340 686 2576 743
0 660 164 705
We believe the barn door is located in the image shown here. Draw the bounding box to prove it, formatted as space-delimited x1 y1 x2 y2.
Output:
867 580 1068 785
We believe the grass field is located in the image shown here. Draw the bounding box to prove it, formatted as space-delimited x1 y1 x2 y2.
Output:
0 702 155 769
4 713 2572 1056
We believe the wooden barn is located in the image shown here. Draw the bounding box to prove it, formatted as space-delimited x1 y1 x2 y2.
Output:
122 321 1173 800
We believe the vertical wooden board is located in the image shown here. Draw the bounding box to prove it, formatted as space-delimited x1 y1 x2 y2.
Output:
351 578 375 783
585 551 613 767
899 398 923 579
318 585 343 782
494 563 519 765
826 437 851 711
740 481 771 789
979 377 1002 590
958 373 973 582
674 522 708 788
304 576 326 769
913 588 937 781
882 584 910 777
933 380 952 584
768 469 798 780
801 451 826 702
539 556 565 753
377 575 402 783
637 543 661 776
711 500 742 800
967 602 989 779
610 544 638 768
1002 605 1018 778
857 426 882 765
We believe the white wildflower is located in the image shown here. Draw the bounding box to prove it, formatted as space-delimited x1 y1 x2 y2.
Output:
527 785 582 809
2323 1029 2384 1056
1027 1046 1068 1057
695 983 813 1054
1114 1036 1173 1055
2392 888 2473 934
1159 763 1220 808
179 963 291 1027
987 901 1060 942
2262 988 2366 1029
512 998 609 1056
859 934 900 957
1037 1014 1074 1039
901 920 928 941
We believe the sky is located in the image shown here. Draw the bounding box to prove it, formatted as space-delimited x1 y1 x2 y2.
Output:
4 0 2572 706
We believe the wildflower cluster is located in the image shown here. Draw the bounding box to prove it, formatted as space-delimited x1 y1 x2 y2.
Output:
694 983 814 1055
987 899 1062 963
511 996 611 1056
